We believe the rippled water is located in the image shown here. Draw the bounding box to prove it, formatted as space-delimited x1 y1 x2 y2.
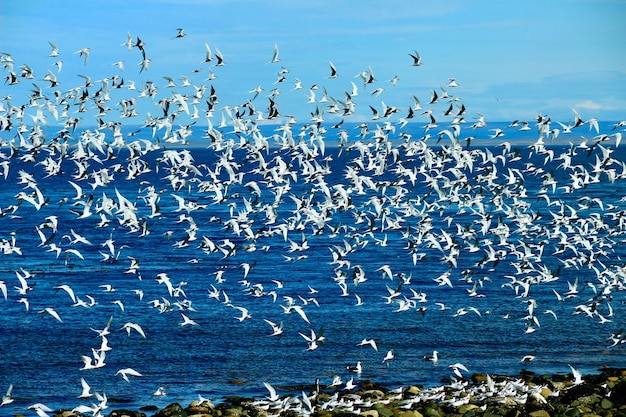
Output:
0 123 625 414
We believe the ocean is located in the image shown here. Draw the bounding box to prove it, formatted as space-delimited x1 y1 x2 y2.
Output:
0 118 625 415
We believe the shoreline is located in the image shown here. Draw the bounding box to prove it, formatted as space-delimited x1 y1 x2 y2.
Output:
34 368 626 417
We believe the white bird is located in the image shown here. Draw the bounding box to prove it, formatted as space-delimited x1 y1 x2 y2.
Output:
48 41 60 57
263 381 280 402
74 47 90 65
121 321 146 338
78 377 92 398
116 367 142 382
232 305 251 321
357 338 378 351
449 362 469 379
269 44 281 63
382 349 395 364
40 307 63 323
28 403 54 417
1 384 13 406
263 319 283 336
180 312 198 326
55 284 77 303
569 364 583 385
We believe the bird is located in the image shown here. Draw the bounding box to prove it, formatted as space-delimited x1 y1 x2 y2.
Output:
569 364 583 385
263 381 280 402
74 47 90 65
174 28 186 38
423 350 439 364
263 319 283 336
1 384 13 406
328 61 339 78
78 377 93 398
269 44 281 63
180 312 198 326
382 349 395 364
449 362 469 379
116 367 142 382
48 41 60 57
409 50 422 66
40 307 63 323
357 338 378 351
346 361 362 373
121 322 146 338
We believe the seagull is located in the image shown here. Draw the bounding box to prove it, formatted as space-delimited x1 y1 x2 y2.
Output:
346 360 362 373
423 350 439 364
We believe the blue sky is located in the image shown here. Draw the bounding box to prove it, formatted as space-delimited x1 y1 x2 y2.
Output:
1 0 625 126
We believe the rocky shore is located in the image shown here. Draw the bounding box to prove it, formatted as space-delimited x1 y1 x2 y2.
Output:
39 368 626 417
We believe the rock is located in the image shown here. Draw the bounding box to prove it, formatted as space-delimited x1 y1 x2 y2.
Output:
363 390 386 399
611 379 626 406
471 373 489 384
572 395 602 408
564 408 581 417
404 386 421 396
529 410 551 417
108 411 147 417
152 403 188 417
540 387 554 399
360 410 379 417
372 404 394 417
397 411 424 417
223 407 243 416
457 404 479 414
423 405 443 417
54 411 89 417
600 398 614 410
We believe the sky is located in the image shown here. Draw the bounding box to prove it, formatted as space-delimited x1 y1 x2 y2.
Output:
1 0 625 128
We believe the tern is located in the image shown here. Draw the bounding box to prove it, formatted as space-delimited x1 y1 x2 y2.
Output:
116 368 142 382
269 44 281 63
409 50 422 66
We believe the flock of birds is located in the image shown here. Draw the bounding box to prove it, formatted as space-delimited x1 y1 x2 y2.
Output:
1 29 625 416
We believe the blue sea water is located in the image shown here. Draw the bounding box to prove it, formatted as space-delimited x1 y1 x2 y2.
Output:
0 121 625 415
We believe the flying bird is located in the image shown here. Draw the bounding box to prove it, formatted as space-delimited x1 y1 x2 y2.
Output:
269 44 281 63
409 50 422 66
